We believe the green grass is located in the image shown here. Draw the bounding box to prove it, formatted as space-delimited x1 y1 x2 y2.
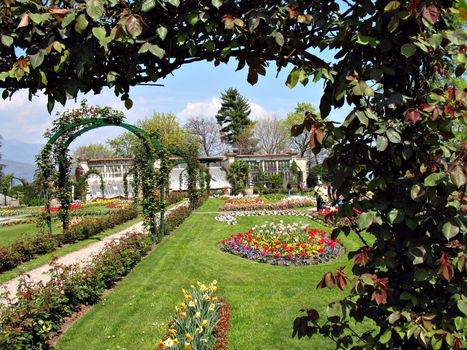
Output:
0 223 38 248
56 199 367 350
0 217 142 284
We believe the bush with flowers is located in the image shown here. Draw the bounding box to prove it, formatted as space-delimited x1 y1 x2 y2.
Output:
158 281 230 350
219 197 314 212
214 213 237 226
221 221 341 266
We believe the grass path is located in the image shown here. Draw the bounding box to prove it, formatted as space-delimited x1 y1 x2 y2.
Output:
56 199 366 350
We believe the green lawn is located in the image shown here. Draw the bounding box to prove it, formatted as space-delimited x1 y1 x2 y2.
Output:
0 223 38 248
56 199 367 350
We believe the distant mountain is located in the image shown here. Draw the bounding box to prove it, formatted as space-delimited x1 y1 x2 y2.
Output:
0 138 43 182
1 138 43 164
1 160 37 182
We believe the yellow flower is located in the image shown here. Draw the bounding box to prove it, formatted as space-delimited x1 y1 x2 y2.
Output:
179 311 186 318
212 296 219 302
162 338 175 347
188 300 196 308
185 333 193 341
184 342 192 350
203 294 211 302
194 311 201 319
179 302 186 309
208 303 216 311
201 319 209 327
195 326 204 334
184 294 193 300
173 338 179 345
168 328 177 335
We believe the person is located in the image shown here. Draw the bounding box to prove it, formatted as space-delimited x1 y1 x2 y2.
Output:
287 182 292 196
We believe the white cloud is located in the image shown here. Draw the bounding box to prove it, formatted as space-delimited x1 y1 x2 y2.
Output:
176 97 271 123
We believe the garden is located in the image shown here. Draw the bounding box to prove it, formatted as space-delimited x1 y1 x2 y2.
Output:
0 0 465 349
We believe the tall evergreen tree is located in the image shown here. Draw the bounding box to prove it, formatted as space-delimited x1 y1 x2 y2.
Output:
215 88 253 147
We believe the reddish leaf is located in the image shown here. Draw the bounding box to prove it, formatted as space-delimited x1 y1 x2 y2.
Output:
354 248 370 266
335 268 349 290
317 272 336 289
422 4 441 24
303 112 314 131
372 288 387 305
291 124 304 137
49 7 68 15
307 309 320 321
404 108 421 123
287 7 299 19
408 0 421 15
437 252 454 282
445 86 456 100
314 127 325 144
453 336 462 350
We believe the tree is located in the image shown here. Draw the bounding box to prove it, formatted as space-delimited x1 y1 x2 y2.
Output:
254 115 289 154
285 102 317 157
232 124 258 155
73 143 114 160
215 88 253 146
184 116 226 156
108 113 188 156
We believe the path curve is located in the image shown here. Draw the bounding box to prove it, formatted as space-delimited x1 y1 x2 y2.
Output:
0 201 188 301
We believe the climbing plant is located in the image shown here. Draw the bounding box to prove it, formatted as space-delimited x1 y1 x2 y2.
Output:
227 161 249 195
205 166 212 194
0 174 13 205
78 168 105 202
38 101 166 241
123 166 138 200
179 168 187 192
198 164 206 193
170 143 200 209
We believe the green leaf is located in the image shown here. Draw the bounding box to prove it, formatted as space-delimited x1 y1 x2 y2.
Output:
386 128 401 143
211 0 222 9
388 16 400 33
407 246 426 265
357 211 375 230
249 17 260 32
86 0 105 20
61 12 76 28
29 13 50 24
141 0 156 12
75 14 89 33
376 135 388 151
124 98 133 109
410 184 425 202
449 164 467 188
274 32 285 46
388 208 404 224
356 111 368 126
92 27 106 42
384 1 400 12
442 220 459 240
30 51 45 69
148 44 165 58
388 311 401 324
424 173 445 187
458 299 467 317
353 80 374 97
166 0 180 7
187 13 198 26
401 42 417 58
380 329 392 344
286 68 300 89
1 35 13 47
156 26 168 40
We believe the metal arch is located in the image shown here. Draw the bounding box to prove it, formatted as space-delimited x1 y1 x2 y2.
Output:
42 117 166 242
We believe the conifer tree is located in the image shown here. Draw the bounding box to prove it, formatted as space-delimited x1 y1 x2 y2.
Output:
215 88 253 147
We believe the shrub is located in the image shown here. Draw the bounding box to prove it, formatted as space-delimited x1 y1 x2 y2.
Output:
158 281 230 350
0 232 152 349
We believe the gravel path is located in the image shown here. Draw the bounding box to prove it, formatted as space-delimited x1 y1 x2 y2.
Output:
0 201 188 301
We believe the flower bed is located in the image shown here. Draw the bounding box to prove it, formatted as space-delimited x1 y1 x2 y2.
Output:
0 208 34 217
158 281 230 350
221 221 341 266
0 232 152 349
224 197 263 205
219 197 315 212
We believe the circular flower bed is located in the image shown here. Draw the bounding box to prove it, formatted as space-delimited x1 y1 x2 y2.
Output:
220 221 341 266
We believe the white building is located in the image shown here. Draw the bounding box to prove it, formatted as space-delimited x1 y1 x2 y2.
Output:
77 152 307 199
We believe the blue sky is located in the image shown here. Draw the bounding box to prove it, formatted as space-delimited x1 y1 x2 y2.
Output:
0 58 350 150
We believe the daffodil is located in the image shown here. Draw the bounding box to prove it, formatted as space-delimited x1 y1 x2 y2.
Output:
184 342 192 350
208 303 216 311
195 326 204 334
201 319 209 327
194 311 201 319
185 333 193 341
